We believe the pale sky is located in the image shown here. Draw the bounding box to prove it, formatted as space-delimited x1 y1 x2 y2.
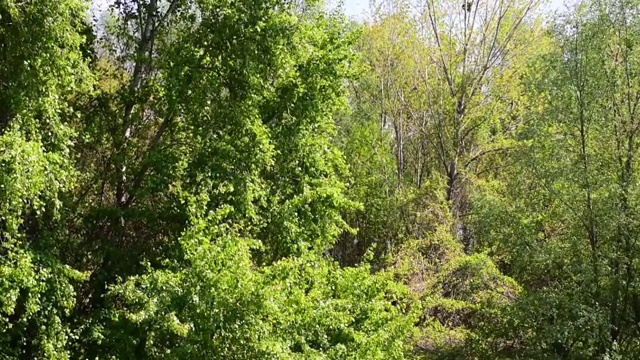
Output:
92 0 572 22
340 0 570 20
339 0 369 19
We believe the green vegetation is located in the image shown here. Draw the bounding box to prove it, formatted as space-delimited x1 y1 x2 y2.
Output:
1 0 640 358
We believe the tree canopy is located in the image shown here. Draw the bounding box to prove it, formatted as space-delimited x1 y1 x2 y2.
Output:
2 0 640 358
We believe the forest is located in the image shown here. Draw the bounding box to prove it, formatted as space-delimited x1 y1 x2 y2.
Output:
1 0 640 358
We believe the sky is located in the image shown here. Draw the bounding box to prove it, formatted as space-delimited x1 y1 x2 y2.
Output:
338 0 570 21
92 0 572 20
340 0 369 19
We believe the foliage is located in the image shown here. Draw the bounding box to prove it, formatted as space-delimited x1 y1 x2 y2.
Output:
0 0 416 358
0 0 91 357
468 0 640 357
7 0 640 358
99 212 416 359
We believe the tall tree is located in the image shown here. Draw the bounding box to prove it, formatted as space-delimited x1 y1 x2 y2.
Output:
0 0 92 357
471 0 640 356
66 0 417 358
354 0 542 252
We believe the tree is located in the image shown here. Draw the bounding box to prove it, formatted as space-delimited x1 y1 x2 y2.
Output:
471 0 640 356
335 2 535 355
354 0 542 253
0 0 92 357
65 0 416 357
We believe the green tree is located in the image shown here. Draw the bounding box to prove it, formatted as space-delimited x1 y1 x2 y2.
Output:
335 2 536 356
66 0 416 358
471 0 640 356
101 207 416 359
0 0 92 357
355 0 543 252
